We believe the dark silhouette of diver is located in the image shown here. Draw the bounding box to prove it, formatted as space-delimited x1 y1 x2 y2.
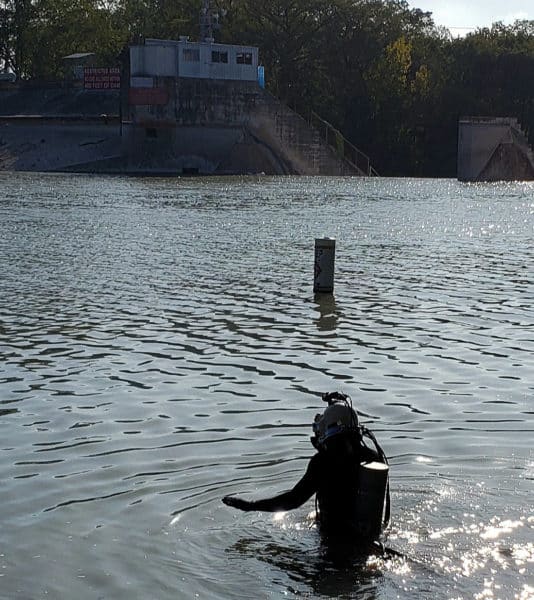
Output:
223 392 391 547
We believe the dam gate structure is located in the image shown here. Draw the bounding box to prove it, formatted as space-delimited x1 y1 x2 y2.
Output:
121 37 372 176
0 2 376 176
457 117 534 182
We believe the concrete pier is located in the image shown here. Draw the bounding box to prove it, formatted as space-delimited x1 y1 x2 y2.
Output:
457 117 534 182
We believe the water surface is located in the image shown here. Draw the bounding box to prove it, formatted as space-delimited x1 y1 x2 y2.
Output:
1 173 533 599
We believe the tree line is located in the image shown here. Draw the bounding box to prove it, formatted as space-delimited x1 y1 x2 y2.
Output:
2 0 534 176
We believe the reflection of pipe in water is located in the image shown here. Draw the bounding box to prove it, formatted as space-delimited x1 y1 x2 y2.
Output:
313 293 339 331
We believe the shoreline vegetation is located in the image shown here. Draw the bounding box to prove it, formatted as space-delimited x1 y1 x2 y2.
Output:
1 1 534 177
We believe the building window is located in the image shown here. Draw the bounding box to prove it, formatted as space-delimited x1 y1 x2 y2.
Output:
236 52 253 65
183 48 200 62
211 51 228 64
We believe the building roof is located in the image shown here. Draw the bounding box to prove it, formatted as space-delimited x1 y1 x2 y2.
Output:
63 53 95 60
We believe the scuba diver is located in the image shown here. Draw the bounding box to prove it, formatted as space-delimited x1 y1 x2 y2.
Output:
223 392 390 543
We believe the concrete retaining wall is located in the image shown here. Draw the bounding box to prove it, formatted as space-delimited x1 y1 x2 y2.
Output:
0 83 364 176
457 117 534 181
0 119 122 172
125 78 359 175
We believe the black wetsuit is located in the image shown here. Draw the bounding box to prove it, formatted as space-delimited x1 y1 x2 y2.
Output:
231 433 383 538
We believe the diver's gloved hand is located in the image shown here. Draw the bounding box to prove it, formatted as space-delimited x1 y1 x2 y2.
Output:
222 495 254 511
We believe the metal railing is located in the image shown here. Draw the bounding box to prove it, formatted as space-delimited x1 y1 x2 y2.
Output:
309 111 377 176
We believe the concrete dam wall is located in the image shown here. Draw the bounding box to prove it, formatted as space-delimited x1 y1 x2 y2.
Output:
123 78 362 176
0 82 365 176
0 88 122 172
0 118 121 172
457 117 534 182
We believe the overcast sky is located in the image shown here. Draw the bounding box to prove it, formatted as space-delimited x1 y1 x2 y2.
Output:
407 0 534 35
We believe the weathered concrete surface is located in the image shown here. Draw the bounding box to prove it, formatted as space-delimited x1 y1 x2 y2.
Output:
125 78 361 175
0 88 122 172
0 119 122 172
1 83 364 175
0 87 119 117
457 117 534 182
478 136 534 182
121 123 288 175
249 91 358 175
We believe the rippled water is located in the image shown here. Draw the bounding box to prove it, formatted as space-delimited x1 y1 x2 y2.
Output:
1 173 533 599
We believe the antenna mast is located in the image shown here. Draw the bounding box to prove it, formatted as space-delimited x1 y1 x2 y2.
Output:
200 0 214 41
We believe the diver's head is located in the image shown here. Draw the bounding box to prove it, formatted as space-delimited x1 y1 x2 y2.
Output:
311 393 359 450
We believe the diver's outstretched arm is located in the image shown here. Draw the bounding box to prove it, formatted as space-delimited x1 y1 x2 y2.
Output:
222 456 318 512
222 496 254 511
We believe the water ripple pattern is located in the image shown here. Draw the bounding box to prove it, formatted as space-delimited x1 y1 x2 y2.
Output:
0 173 532 599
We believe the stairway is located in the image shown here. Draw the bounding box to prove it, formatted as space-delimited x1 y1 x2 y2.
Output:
248 90 372 176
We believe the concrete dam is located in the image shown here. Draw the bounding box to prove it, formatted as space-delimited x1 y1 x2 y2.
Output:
0 39 372 177
457 117 534 182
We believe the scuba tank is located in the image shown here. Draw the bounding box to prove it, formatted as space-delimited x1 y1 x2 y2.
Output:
354 460 389 539
354 424 390 539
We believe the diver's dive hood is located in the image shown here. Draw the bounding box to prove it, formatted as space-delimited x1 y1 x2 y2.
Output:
312 392 359 447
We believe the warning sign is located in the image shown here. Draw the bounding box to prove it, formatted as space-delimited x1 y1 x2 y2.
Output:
84 67 121 90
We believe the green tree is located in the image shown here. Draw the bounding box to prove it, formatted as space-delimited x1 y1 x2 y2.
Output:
0 0 34 77
229 0 338 107
23 0 123 79
115 0 199 40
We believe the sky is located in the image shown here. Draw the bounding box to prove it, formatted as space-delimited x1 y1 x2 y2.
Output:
407 0 534 35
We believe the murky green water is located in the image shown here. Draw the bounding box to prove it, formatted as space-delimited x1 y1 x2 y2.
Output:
1 173 533 599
